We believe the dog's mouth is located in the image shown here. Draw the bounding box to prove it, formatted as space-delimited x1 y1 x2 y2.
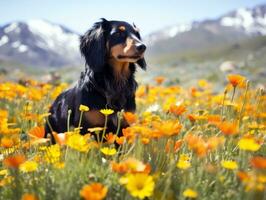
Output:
117 55 141 59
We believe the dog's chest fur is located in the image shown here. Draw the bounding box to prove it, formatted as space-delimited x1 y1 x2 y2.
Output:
81 63 137 111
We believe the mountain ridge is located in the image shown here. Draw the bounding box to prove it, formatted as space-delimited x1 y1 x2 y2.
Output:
0 19 81 67
145 3 266 56
0 3 266 68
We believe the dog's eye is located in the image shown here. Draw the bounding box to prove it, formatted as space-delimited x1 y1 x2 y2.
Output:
114 31 126 38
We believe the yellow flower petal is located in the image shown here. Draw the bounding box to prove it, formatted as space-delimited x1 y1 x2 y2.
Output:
100 147 117 156
238 138 260 151
183 188 198 198
79 105 89 112
221 160 238 170
100 109 114 116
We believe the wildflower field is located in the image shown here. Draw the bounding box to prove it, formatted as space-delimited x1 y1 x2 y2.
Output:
0 74 265 200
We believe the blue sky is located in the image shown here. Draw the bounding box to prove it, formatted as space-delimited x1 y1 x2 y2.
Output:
0 0 265 35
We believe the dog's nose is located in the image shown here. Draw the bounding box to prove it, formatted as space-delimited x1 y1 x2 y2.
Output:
136 44 146 53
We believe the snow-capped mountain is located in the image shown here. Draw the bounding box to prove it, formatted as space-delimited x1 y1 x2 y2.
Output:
0 19 81 67
146 4 266 55
220 5 266 35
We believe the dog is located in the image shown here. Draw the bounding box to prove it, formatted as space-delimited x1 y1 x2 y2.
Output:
45 18 146 141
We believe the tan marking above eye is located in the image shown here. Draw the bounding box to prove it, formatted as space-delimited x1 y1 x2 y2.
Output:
118 26 126 31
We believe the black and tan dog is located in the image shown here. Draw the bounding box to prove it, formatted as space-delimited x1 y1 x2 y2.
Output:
45 18 146 140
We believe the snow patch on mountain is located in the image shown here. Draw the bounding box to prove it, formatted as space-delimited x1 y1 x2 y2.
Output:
0 35 9 46
4 22 20 33
0 19 82 67
220 7 266 35
11 41 21 48
167 24 192 37
27 19 79 50
18 44 28 53
145 23 192 45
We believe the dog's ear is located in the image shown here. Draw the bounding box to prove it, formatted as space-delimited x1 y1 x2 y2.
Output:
80 19 109 72
137 58 147 70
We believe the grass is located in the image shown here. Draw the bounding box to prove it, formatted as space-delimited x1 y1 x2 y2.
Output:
0 74 265 200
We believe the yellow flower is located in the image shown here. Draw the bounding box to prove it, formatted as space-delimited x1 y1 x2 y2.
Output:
238 138 260 151
100 109 114 116
54 162 65 169
219 175 225 183
44 144 61 163
258 175 266 183
177 160 191 170
221 160 238 170
19 161 38 173
0 169 8 176
183 188 198 198
66 134 90 152
100 147 117 156
176 154 191 170
79 104 90 112
121 173 155 199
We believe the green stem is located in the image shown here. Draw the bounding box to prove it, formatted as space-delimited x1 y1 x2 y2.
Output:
221 89 227 116
67 109 72 132
254 88 264 122
46 116 54 133
78 111 84 128
101 115 108 144
115 111 123 136
238 81 249 125
231 86 236 103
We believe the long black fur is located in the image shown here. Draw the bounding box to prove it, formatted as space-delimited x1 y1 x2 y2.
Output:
45 19 146 140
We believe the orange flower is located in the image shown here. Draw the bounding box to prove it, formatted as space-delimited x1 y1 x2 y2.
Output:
250 156 266 169
185 134 208 157
187 114 197 123
169 104 186 116
187 114 207 122
111 162 128 174
28 126 45 138
111 158 151 174
217 121 238 135
52 132 67 145
21 193 39 200
1 137 14 148
165 139 173 153
3 154 26 168
190 87 198 97
124 112 137 125
237 171 250 182
141 137 150 144
116 136 126 145
122 127 135 142
154 76 165 85
227 74 245 87
27 126 50 145
207 136 225 150
80 183 108 200
207 115 222 124
174 139 183 152
152 120 182 137
105 133 116 144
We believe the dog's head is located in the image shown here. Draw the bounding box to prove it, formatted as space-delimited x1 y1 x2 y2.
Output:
80 18 146 73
